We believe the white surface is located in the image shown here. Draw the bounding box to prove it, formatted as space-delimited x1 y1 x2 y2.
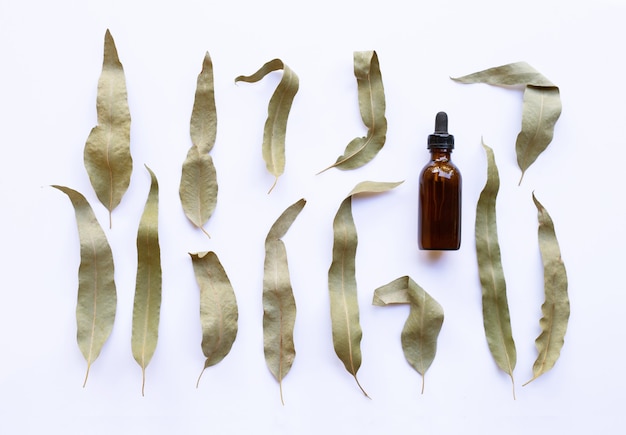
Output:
1 0 624 433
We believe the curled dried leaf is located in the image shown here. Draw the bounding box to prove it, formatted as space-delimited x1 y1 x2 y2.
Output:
475 141 516 397
524 193 570 385
328 180 403 397
452 62 561 184
373 276 444 394
235 59 299 193
131 166 162 396
190 251 238 387
83 29 132 227
320 51 387 173
263 198 306 404
52 186 117 387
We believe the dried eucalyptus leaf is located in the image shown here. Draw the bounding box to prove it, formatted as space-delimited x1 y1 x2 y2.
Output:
83 29 132 227
179 147 217 237
190 251 238 387
329 180 403 397
475 142 516 397
131 166 162 396
452 61 555 87
191 52 217 154
373 276 444 394
452 62 561 184
179 52 219 237
515 86 561 184
263 198 306 404
181 52 217 233
52 186 116 387
235 59 299 193
320 51 387 173
524 193 570 386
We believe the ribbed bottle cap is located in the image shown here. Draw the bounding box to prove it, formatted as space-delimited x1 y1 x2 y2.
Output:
427 111 454 150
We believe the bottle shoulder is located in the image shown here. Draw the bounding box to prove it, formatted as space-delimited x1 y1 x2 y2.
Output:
419 159 462 180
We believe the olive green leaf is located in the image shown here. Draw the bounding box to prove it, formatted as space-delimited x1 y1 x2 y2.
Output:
52 186 117 387
515 86 561 185
179 52 218 237
235 59 299 193
452 62 561 184
131 166 162 396
524 193 570 386
475 141 516 397
263 198 306 404
372 276 444 394
319 51 387 173
83 29 132 228
329 180 403 397
190 251 238 388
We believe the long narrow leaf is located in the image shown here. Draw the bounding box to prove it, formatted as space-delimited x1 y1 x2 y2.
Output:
52 186 116 387
475 142 516 397
190 251 238 387
320 51 387 173
83 29 132 227
235 59 299 193
131 166 162 396
180 52 218 236
373 276 444 394
452 62 561 184
524 193 570 385
328 181 403 397
263 198 306 404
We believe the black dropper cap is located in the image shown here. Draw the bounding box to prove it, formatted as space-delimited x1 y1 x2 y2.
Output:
427 111 454 150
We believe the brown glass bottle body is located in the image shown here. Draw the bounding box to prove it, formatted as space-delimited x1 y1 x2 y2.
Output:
418 149 462 250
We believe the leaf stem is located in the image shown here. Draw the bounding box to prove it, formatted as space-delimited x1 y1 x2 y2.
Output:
279 380 285 406
82 365 91 388
267 177 278 194
141 367 146 397
196 366 207 389
510 375 516 400
354 375 370 399
200 226 211 239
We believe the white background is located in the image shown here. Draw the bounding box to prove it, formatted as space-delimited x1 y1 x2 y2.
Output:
1 0 624 433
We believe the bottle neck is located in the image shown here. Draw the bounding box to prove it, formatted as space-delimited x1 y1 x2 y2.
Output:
429 148 452 161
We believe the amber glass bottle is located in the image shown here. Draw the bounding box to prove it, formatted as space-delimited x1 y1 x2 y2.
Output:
418 112 462 250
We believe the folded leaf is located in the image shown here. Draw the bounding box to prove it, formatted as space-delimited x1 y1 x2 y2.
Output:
180 52 218 237
452 62 561 184
235 59 299 193
515 86 561 185
475 142 516 397
320 51 387 173
524 193 570 385
83 29 132 227
373 276 444 394
263 198 306 404
52 186 117 387
328 180 403 397
131 166 162 396
190 251 238 387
